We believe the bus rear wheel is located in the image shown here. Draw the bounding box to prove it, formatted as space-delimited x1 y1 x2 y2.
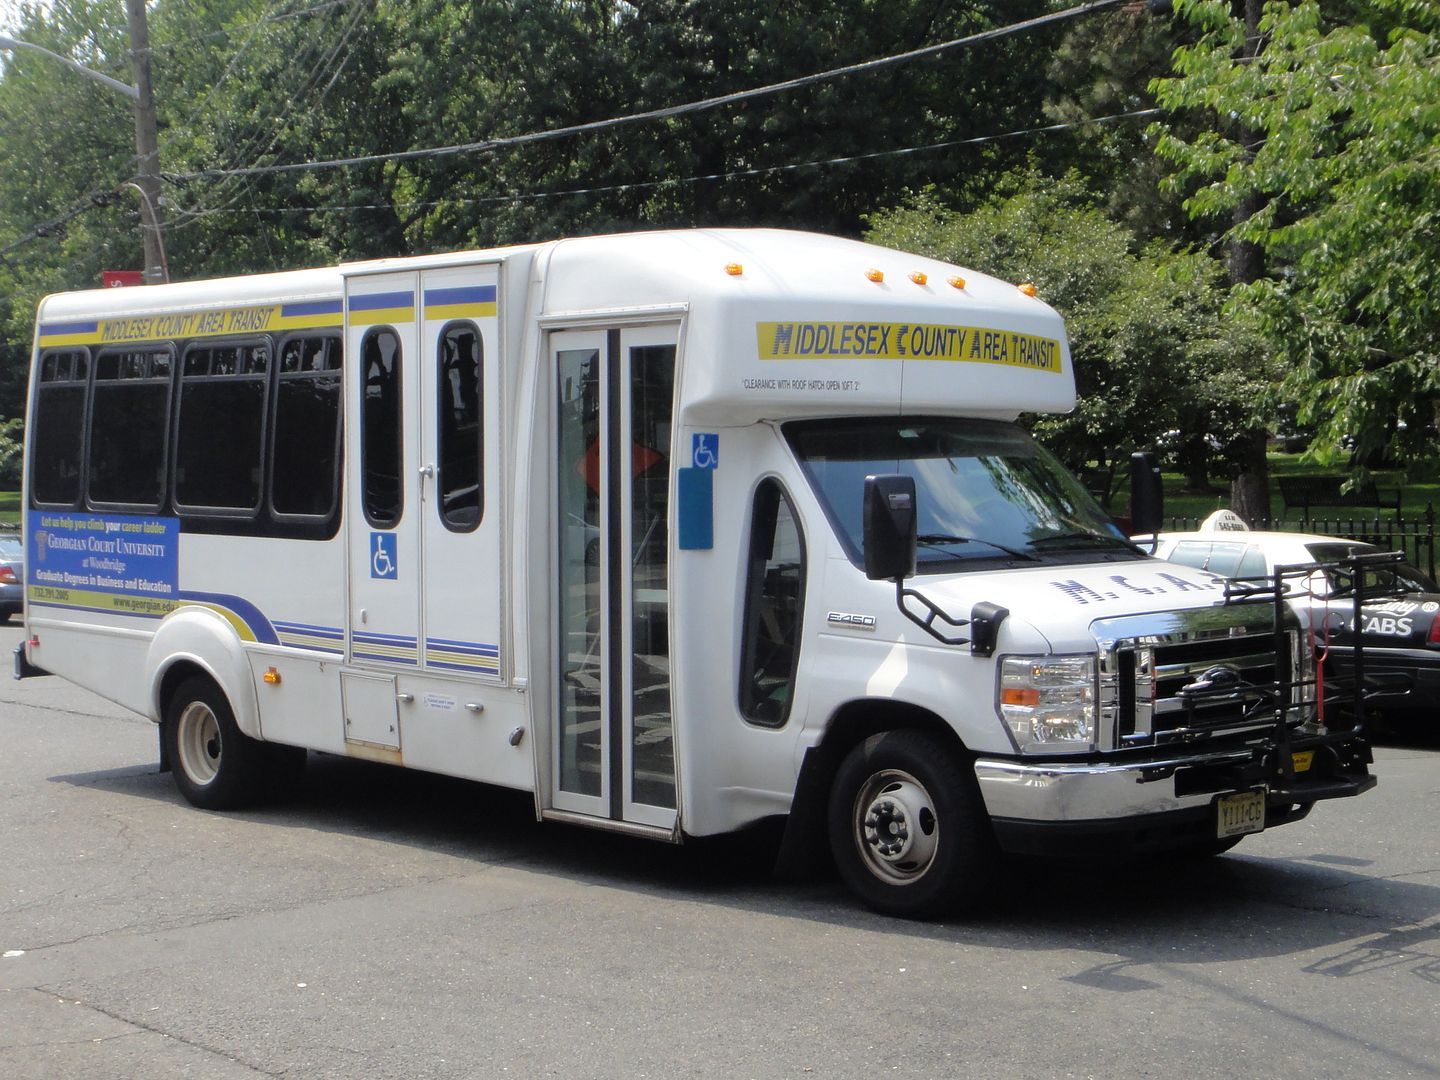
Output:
164 676 265 810
828 730 997 919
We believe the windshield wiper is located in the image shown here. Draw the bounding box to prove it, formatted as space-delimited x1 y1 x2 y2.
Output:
916 532 1040 562
1028 531 1144 554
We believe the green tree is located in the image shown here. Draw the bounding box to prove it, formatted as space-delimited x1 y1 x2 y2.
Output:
1150 0 1440 473
864 173 1267 507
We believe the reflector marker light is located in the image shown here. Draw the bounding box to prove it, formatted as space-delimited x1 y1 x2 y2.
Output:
724 263 744 276
948 276 967 290
1018 283 1039 297
910 271 928 286
866 268 885 283
1000 687 1041 707
263 666 282 685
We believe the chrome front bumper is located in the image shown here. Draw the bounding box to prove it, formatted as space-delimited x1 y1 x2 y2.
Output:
974 735 1374 825
974 747 1256 823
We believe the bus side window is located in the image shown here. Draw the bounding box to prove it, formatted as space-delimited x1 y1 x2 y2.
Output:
436 322 481 531
739 479 806 728
174 341 268 513
271 335 342 519
89 347 171 510
361 328 403 528
30 349 89 507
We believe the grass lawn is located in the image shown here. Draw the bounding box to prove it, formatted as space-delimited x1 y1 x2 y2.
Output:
1162 452 1440 526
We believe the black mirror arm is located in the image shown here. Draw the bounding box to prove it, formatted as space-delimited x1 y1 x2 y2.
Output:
896 581 971 647
894 584 1010 655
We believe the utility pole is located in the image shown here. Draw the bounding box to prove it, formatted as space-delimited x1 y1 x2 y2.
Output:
125 0 166 284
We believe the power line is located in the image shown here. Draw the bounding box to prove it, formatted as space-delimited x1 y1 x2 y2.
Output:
146 0 360 53
1 0 1135 263
168 0 1128 182
172 107 1164 222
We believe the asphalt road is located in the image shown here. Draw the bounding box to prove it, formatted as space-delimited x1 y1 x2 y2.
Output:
1 623 1437 1079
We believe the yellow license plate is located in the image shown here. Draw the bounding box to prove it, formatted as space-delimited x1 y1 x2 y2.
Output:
1216 790 1267 838
1291 750 1314 774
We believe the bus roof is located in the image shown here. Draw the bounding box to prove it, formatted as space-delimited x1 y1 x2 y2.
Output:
36 229 1074 421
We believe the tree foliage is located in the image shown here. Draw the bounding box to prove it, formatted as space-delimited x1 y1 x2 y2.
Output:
864 173 1266 503
1151 0 1440 469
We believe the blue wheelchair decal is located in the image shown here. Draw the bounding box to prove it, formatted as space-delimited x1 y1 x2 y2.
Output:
692 433 718 470
370 532 398 579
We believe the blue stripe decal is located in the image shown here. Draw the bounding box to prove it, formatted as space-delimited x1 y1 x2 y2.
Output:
40 320 99 337
281 299 343 318
178 591 280 645
274 620 343 638
353 631 418 646
426 637 499 655
424 286 496 306
428 659 499 674
350 291 414 311
274 620 344 654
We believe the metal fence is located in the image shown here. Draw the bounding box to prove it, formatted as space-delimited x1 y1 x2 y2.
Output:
1164 506 1438 581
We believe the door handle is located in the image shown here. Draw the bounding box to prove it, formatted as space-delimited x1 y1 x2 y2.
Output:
396 692 415 703
418 463 435 479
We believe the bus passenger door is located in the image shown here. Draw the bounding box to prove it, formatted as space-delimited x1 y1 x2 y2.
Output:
551 324 679 829
343 272 421 751
417 265 503 680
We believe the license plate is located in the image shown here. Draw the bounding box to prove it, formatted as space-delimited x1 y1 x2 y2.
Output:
1291 750 1314 774
1216 790 1267 838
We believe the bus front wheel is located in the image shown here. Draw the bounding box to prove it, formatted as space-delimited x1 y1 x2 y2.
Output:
828 730 997 919
164 676 265 810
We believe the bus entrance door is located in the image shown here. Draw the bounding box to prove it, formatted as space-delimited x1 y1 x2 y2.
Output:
551 324 680 830
343 272 421 753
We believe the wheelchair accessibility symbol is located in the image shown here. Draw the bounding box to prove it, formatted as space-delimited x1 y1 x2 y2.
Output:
692 433 718 470
370 532 398 579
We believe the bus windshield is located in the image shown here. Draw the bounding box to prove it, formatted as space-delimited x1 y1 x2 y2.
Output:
786 417 1133 572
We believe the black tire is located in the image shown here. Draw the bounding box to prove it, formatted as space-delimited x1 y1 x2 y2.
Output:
828 730 997 919
163 675 267 810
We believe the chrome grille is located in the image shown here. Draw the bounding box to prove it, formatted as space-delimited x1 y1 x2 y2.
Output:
1093 606 1307 751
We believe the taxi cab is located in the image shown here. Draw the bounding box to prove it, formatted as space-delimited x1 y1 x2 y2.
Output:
1149 514 1440 731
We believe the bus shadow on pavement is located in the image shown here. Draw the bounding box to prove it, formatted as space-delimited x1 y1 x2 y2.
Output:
51 747 1440 965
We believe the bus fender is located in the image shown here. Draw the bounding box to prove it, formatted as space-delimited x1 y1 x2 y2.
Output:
145 606 263 741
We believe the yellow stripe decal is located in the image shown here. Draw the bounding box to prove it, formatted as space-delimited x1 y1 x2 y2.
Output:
38 301 342 349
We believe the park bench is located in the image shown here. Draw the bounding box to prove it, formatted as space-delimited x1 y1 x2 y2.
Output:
1277 474 1402 517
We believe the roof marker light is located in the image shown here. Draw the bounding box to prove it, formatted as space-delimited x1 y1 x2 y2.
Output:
1018 282 1039 297
909 271 928 286
866 268 885 283
948 276 967 290
724 262 744 276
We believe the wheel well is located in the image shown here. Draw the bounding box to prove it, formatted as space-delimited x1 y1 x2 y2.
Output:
772 699 969 880
157 660 217 722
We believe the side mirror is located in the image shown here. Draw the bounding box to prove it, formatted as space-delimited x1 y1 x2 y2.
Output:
1129 452 1163 538
863 474 917 581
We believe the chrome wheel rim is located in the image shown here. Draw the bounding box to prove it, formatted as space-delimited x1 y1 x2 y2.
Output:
176 701 222 786
852 768 940 885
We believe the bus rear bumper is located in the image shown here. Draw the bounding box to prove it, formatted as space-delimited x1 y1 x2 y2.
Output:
13 641 49 680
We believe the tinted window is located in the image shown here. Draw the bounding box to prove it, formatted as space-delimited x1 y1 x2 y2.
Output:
271 335 342 518
436 322 481 530
88 348 172 509
361 329 403 527
30 350 89 506
739 480 805 727
175 341 268 511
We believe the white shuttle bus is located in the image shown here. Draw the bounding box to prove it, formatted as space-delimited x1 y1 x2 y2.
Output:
19 230 1377 917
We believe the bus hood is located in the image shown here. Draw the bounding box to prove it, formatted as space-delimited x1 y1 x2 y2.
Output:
910 558 1234 653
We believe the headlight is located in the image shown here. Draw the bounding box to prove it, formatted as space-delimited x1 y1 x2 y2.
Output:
999 654 1097 752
